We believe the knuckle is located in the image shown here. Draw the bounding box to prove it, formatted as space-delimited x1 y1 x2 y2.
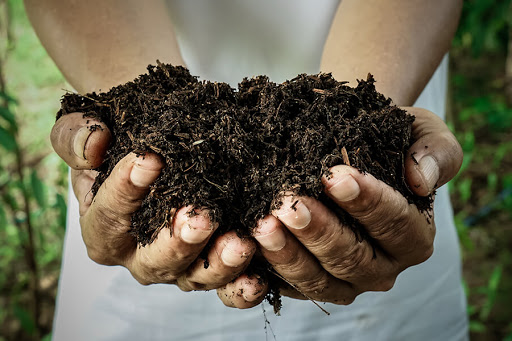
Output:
329 291 357 306
141 266 179 284
130 266 159 286
415 244 434 265
136 257 180 285
106 179 145 212
86 247 112 265
372 277 397 292
349 185 385 225
81 210 134 262
81 218 126 266
178 279 207 292
132 274 153 286
370 206 410 243
154 269 179 283
296 274 331 298
328 243 372 279
340 293 357 305
131 250 181 285
91 205 132 233
407 223 435 266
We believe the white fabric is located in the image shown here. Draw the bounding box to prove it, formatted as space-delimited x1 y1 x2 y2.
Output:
52 1 468 340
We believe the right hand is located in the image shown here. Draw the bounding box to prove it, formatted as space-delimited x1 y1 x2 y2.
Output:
51 112 263 295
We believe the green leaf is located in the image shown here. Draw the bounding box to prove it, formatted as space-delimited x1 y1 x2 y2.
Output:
480 265 503 320
41 333 52 341
469 320 487 333
13 305 35 334
488 265 502 291
458 178 473 203
0 126 17 151
467 304 477 316
30 170 47 209
492 142 512 169
454 212 474 251
54 193 67 230
0 92 18 105
0 106 17 130
487 172 498 193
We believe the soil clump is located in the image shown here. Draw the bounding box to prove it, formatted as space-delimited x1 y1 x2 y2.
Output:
58 62 432 309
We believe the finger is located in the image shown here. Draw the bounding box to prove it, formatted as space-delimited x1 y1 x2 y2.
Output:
403 107 463 196
323 165 435 266
80 152 163 266
51 112 111 169
176 231 256 291
129 206 218 285
270 195 398 292
254 215 357 304
216 274 268 309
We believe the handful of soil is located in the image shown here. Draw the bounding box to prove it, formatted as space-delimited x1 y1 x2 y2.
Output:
58 62 431 308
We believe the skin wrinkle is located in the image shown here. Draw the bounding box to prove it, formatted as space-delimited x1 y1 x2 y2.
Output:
324 240 376 280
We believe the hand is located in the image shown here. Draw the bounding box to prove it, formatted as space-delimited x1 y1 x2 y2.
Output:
217 107 463 307
52 112 257 291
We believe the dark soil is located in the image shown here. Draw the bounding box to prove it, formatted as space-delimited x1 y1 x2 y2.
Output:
58 62 432 310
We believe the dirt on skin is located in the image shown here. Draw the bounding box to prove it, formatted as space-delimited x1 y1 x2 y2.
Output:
58 62 432 311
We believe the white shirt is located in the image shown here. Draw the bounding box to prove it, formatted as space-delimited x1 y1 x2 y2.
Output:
53 1 468 340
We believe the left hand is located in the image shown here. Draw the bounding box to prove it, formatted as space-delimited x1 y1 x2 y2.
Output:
216 107 463 308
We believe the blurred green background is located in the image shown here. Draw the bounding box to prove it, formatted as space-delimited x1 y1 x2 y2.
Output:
0 1 511 340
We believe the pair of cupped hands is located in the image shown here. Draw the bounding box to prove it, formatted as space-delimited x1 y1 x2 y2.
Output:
52 107 462 309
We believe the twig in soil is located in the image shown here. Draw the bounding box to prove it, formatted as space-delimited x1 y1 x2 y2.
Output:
203 177 227 193
341 146 350 166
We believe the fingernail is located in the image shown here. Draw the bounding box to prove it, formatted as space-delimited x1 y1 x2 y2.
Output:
418 155 439 193
130 158 161 188
180 212 217 244
328 168 360 202
180 224 212 244
73 126 93 160
274 196 311 229
221 243 250 268
253 218 286 251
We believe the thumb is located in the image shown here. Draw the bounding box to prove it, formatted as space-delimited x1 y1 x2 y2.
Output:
403 107 463 196
51 112 111 169
80 152 164 265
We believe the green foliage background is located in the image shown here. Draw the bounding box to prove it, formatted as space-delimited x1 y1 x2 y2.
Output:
0 1 68 340
0 0 511 340
450 1 512 340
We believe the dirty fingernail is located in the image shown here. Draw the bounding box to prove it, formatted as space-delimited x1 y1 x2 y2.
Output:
221 243 250 268
254 218 286 251
329 173 360 202
73 126 93 160
273 196 311 229
418 155 439 193
180 224 212 244
180 212 216 244
130 159 161 188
